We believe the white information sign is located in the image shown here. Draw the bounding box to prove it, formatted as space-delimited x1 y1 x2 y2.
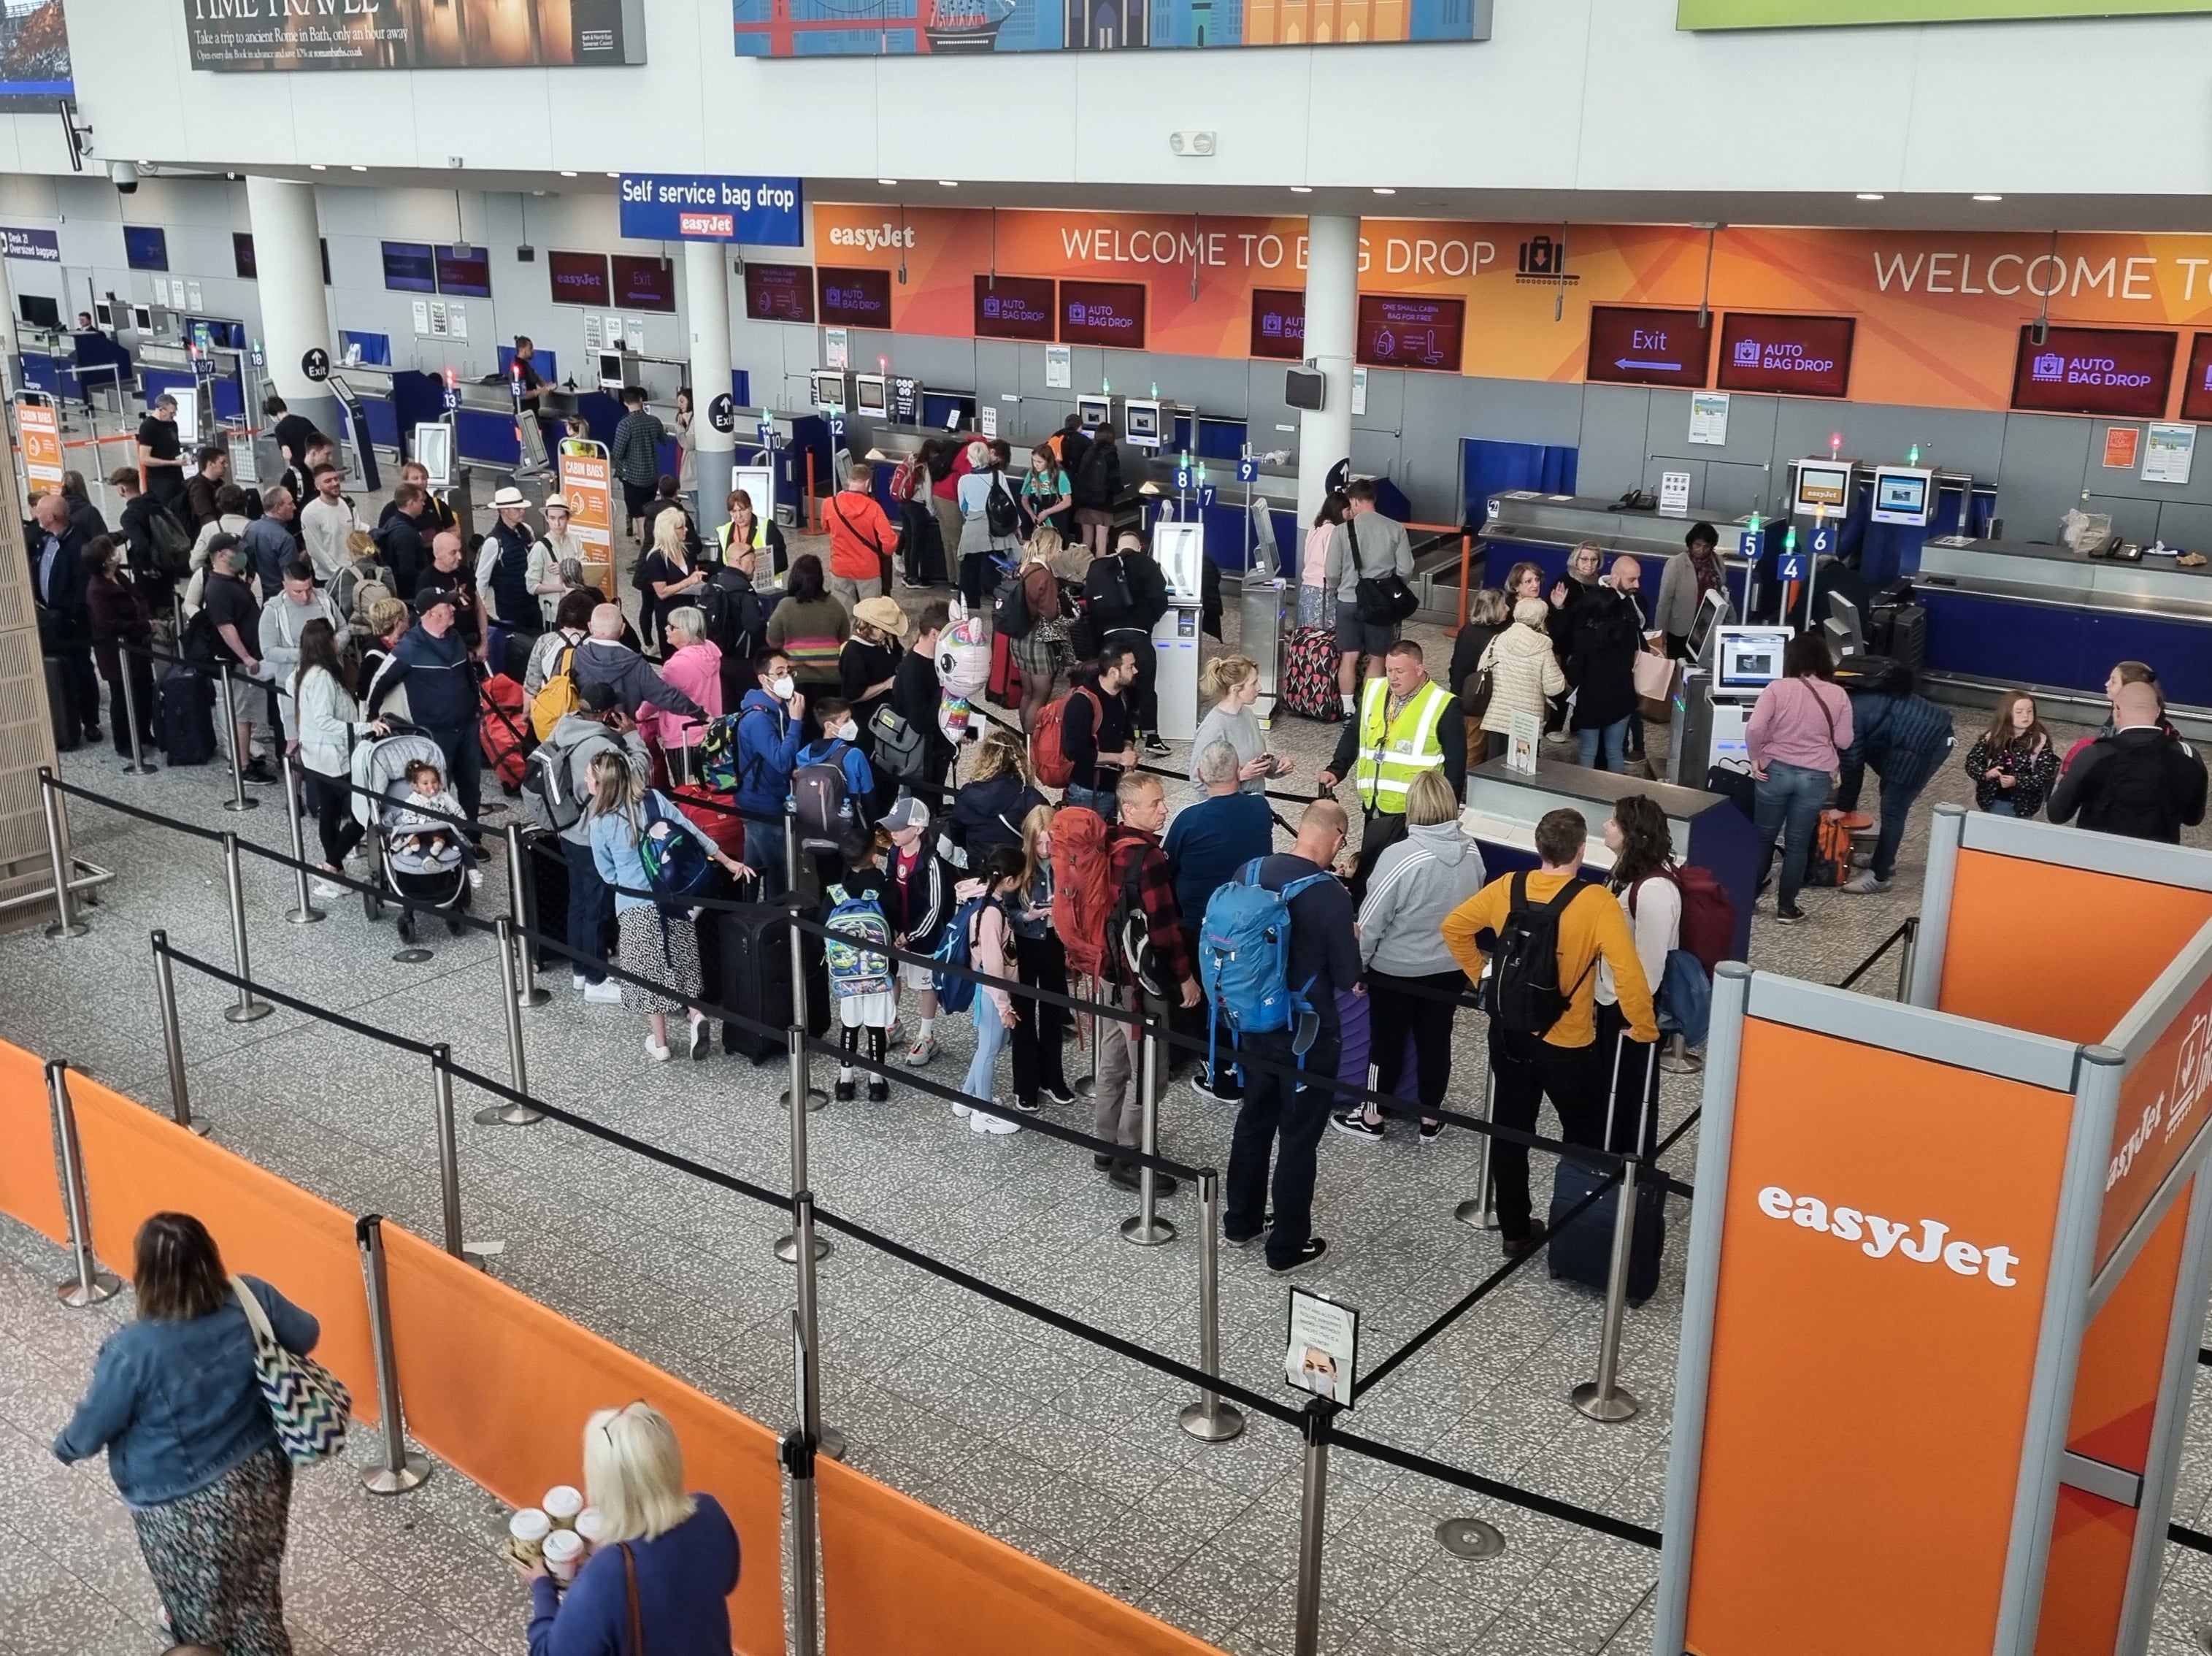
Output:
1045 345 1072 389
1284 1288 1359 1408
2143 423 2197 486
1659 470 1692 517
1688 391 1730 447
823 327 849 370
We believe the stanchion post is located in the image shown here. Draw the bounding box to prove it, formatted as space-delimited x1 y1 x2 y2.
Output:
503 824 550 1007
431 1046 465 1260
1291 1400 1333 1656
778 906 827 1114
37 769 88 940
1453 1059 1498 1230
472 919 544 1127
791 1190 843 1460
1572 1040 1645 1422
48 1062 122 1308
354 1215 431 1493
219 832 273 1023
118 651 156 775
775 925 831 1263
1070 994 1098 1100
215 667 258 812
1119 1014 1175 1246
784 1303 823 1656
150 930 207 1136
1895 915 1920 1005
277 748 326 925
1178 1170 1245 1443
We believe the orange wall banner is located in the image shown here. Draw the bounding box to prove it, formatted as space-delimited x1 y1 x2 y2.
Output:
18 399 62 494
378 1222 786 1656
62 1068 383 1425
1681 1019 2075 1656
813 204 2212 414
0 1043 66 1245
815 1454 1227 1656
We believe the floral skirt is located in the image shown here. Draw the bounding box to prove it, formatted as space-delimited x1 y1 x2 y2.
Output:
618 905 702 1015
131 1443 296 1656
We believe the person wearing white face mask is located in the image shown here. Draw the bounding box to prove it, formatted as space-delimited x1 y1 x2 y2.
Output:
792 696 879 886
731 647 810 899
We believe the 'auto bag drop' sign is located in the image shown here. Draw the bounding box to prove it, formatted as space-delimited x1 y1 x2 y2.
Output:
617 176 804 248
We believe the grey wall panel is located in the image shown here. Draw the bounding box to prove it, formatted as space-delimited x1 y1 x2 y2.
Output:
2154 502 2212 547
1575 385 1656 501
1996 414 2096 542
2081 490 2164 543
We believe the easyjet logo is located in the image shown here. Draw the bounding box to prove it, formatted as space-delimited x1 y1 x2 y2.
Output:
1756 1185 2020 1287
827 224 917 252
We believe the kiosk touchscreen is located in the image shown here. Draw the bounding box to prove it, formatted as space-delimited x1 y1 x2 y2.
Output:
1077 394 1113 430
596 351 626 391
1685 588 1728 662
812 369 852 412
1824 590 1865 659
131 305 153 333
1151 519 1206 741
1713 625 1792 694
1792 460 1854 519
93 302 114 331
411 421 453 489
1869 465 1932 527
1122 397 1163 450
854 373 888 416
18 294 58 331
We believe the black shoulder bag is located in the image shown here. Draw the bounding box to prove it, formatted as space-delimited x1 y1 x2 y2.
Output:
1349 515 1418 626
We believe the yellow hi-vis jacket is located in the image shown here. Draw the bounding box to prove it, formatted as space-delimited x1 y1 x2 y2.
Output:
1353 677 1452 814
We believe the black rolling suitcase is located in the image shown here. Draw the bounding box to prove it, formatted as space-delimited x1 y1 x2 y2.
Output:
1548 1037 1667 1306
713 904 829 1061
45 656 80 752
521 830 576 977
158 664 217 764
1886 601 1927 675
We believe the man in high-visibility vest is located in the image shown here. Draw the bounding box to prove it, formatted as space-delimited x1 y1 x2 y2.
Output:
1318 638 1467 900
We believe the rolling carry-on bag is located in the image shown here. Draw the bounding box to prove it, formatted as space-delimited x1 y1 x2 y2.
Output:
714 903 829 1062
1280 626 1345 722
1548 1037 1666 1306
522 831 580 978
479 675 531 793
158 663 217 765
45 656 80 752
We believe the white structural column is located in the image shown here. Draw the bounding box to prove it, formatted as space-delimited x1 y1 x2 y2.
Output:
244 176 339 443
1297 215 1359 530
685 242 735 537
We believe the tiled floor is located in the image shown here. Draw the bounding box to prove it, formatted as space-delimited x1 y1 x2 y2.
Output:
7 555 2212 1655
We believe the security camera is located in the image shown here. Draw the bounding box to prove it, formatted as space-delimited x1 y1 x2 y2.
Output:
107 160 138 193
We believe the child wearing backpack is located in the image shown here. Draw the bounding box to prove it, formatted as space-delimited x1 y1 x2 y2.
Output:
946 846 1026 1135
823 832 897 1104
792 697 877 890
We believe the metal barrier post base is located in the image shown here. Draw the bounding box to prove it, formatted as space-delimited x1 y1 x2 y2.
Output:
1657 1032 1702 1075
283 904 327 926
516 983 552 1009
472 1100 545 1127
223 998 274 1024
44 913 89 941
1452 1197 1497 1230
359 1453 431 1495
818 1426 846 1462
56 1269 122 1308
1570 1381 1641 1424
393 946 434 965
1119 1211 1177 1246
1436 1518 1505 1560
780 1086 830 1113
1179 1398 1246 1443
775 1230 832 1264
220 797 261 813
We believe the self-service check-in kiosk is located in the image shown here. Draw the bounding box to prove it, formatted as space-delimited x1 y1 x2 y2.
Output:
812 369 853 413
1152 519 1206 742
1669 601 1794 786
853 373 888 418
1076 393 1113 431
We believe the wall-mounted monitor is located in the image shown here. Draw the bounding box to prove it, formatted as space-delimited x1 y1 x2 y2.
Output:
18 293 59 329
818 267 891 328
123 226 168 272
745 262 816 323
1060 280 1146 350
1355 293 1464 372
1250 288 1305 361
611 254 675 313
1286 368 1324 410
1716 313 1855 399
973 275 1055 343
231 232 257 280
1586 305 1711 389
1792 459 1854 517
597 350 626 390
434 245 492 298
381 240 437 294
1869 466 1932 527
2178 332 2212 423
2009 324 2175 420
548 250 611 308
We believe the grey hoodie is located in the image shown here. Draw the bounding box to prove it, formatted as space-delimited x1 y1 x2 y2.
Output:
537 713 650 846
1357 819 1487 978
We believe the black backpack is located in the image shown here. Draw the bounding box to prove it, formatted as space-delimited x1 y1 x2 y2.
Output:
984 472 1019 539
1489 873 1597 1037
993 571 1033 640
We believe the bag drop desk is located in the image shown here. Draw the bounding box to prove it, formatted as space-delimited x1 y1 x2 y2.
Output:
1461 756 1759 963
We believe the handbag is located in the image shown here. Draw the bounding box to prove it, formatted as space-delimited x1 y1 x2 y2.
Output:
869 702 929 781
1465 637 1499 722
231 1276 350 1465
1632 648 1677 722
1347 517 1418 626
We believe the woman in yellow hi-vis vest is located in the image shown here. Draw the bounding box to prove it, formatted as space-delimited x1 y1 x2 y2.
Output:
1318 639 1466 900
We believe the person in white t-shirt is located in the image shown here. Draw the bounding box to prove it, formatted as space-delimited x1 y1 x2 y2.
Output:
1599 793 1682 1154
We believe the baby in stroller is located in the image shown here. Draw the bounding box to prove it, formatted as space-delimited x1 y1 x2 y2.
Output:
387 760 475 875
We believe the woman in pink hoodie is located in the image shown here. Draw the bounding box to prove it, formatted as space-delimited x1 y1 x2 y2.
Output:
643 603 725 779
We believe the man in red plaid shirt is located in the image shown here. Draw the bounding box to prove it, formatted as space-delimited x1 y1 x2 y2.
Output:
1093 772 1202 1192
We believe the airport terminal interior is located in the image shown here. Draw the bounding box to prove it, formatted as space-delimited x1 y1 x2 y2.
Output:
5 3 2212 1655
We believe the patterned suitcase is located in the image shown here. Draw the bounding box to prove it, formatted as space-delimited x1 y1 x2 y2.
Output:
1279 626 1344 722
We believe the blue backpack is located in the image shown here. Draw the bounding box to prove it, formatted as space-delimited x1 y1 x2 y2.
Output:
1197 859 1333 1078
637 793 717 913
823 883 893 1000
932 894 1000 1016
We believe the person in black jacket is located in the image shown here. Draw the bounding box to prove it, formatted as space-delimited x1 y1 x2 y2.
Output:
372 483 433 601
2050 681 2208 845
1447 587 1511 767
1060 643 1139 820
109 466 188 591
31 492 99 743
1084 531 1170 754
60 471 107 544
891 600 956 802
1070 422 1124 559
1568 559 1645 773
949 725 1047 863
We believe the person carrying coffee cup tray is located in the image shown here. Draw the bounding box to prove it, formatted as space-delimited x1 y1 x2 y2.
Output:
520 1403 740 1654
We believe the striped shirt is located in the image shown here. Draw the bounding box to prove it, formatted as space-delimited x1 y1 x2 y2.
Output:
765 595 851 686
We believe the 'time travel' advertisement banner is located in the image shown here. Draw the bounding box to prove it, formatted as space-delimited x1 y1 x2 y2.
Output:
183 0 645 70
1680 0 2212 23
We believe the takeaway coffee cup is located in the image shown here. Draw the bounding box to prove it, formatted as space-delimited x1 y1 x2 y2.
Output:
543 1484 584 1528
575 1508 608 1551
542 1527 585 1584
505 1507 550 1567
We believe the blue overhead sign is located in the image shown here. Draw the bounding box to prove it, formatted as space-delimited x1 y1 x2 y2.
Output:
618 175 804 247
1 226 58 262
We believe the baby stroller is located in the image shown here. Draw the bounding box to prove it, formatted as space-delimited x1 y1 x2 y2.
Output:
351 727 472 943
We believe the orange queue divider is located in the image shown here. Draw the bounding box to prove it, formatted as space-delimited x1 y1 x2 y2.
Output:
817 1455 1229 1656
0 1041 67 1244
376 1222 786 1656
61 1070 381 1424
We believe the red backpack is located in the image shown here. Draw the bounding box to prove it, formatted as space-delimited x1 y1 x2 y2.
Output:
1030 685 1099 791
1049 804 1113 982
1633 864 1738 975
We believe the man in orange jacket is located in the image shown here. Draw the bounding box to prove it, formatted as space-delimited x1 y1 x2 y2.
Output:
823 460 898 610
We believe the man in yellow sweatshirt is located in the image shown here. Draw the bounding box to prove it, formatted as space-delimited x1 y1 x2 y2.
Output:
1440 808 1659 1256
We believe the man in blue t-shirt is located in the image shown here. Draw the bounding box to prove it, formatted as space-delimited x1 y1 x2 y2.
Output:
1167 739 1277 1103
1222 799 1362 1275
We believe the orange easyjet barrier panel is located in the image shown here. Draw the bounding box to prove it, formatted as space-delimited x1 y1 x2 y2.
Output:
64 1071 380 1424
377 1222 785 1656
2034 1487 2139 1656
0 1042 66 1244
1939 850 2212 1046
1683 1019 2074 1656
815 1455 1226 1656
2067 1195 2186 1473
2097 970 2212 1272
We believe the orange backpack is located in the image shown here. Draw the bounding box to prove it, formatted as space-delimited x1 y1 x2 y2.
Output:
1048 804 1113 982
1029 684 1098 790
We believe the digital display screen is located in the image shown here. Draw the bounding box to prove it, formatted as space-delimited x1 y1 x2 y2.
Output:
1716 313 1856 399
818 267 891 327
1586 306 1712 388
1250 289 1307 361
1356 293 1464 372
1870 470 1929 525
2178 333 2212 423
434 245 492 298
548 250 610 307
232 232 256 280
856 376 888 413
1794 461 1854 515
972 275 1056 342
2010 325 2176 418
1060 280 1147 349
380 240 437 294
745 262 816 323
611 254 675 312
123 226 169 272
1716 627 1793 691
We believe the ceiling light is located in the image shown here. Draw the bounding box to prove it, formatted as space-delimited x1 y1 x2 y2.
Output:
350 164 366 172
1289 185 1313 194
938 180 959 187
559 169 577 177
877 177 898 186
1856 192 1883 201
1973 193 2002 202
1372 187 1396 195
